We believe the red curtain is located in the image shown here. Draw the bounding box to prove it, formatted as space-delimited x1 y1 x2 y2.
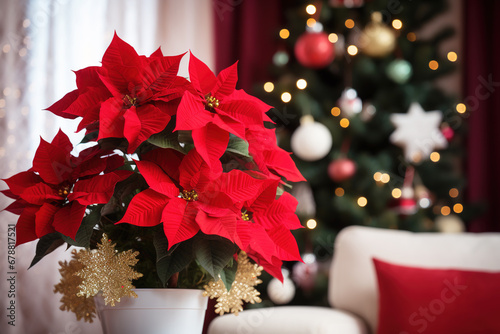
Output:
213 0 283 91
464 0 500 232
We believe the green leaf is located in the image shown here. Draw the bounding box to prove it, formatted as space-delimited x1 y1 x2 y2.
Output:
182 143 195 153
148 132 185 153
61 208 100 248
29 233 65 268
80 131 98 144
156 241 195 287
219 259 238 291
153 230 170 262
194 236 236 280
226 136 251 158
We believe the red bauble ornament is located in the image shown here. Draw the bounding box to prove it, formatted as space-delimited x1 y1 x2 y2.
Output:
441 125 454 142
398 197 418 215
294 32 335 68
328 158 356 182
393 187 418 215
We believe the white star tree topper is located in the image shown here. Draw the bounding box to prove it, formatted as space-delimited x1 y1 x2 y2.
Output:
390 103 448 162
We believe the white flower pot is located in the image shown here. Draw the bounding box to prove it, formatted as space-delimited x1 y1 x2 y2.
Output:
94 289 208 334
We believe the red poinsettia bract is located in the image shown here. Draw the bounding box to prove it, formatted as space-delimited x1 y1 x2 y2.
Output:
47 33 191 153
117 148 302 279
233 191 303 280
194 175 303 280
2 130 131 245
118 148 271 244
245 125 305 182
21 34 306 283
175 54 273 172
46 66 110 133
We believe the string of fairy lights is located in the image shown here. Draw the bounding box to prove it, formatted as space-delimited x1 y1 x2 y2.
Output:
261 3 467 231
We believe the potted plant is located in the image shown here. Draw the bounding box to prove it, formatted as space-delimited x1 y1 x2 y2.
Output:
2 34 305 334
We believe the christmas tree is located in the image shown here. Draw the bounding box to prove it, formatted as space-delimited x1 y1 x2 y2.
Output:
254 0 470 306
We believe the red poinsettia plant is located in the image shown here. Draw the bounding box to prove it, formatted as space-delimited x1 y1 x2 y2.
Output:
2 34 304 290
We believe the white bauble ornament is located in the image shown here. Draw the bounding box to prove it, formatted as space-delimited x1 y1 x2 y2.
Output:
267 269 295 305
435 214 465 233
338 88 363 118
291 182 316 217
291 115 332 161
360 103 376 122
292 253 319 292
415 185 432 209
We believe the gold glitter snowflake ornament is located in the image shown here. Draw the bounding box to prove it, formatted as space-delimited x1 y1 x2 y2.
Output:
203 252 263 315
76 234 143 306
54 250 96 323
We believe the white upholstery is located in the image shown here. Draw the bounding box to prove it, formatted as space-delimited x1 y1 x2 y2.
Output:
208 306 368 334
208 226 500 334
330 226 500 332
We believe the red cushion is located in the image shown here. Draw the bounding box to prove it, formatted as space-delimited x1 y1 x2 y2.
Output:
373 258 500 334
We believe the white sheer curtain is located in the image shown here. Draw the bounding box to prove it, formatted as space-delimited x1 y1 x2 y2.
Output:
0 1 214 333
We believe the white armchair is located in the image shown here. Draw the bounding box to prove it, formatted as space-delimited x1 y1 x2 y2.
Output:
208 225 500 334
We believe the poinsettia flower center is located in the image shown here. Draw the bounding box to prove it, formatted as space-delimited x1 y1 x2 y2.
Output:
205 94 220 109
241 210 253 221
57 185 72 198
123 94 138 108
181 189 198 202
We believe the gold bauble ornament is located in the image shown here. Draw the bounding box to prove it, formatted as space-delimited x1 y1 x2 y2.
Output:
359 12 396 58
